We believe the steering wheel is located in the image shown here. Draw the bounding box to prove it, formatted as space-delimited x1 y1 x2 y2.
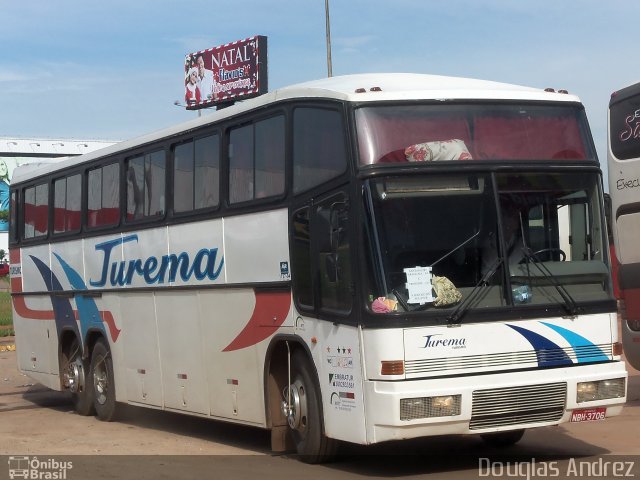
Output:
530 247 566 262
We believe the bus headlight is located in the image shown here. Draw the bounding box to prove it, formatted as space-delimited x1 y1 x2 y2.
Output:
400 395 461 420
577 378 626 403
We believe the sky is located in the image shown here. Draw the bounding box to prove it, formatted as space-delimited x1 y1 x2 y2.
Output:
1 0 639 188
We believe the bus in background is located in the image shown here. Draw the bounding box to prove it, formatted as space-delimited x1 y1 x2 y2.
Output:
608 81 640 370
11 73 626 462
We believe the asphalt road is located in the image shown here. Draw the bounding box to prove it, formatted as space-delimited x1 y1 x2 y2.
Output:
0 336 638 480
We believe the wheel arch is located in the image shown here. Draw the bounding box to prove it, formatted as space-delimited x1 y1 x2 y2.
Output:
85 328 108 358
263 334 330 453
263 335 315 428
58 327 79 389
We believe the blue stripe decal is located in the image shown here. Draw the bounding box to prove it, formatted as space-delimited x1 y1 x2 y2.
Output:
541 322 609 363
507 324 573 367
29 255 80 341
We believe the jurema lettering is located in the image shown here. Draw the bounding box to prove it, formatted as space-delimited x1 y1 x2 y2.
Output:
89 235 224 287
422 334 466 349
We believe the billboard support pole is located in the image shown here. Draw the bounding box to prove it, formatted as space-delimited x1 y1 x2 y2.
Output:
325 0 333 77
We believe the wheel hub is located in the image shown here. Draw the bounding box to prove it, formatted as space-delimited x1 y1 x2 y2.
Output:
281 379 308 431
65 358 85 394
93 360 108 405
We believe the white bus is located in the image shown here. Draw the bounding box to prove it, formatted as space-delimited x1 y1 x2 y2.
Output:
607 81 640 370
11 73 626 462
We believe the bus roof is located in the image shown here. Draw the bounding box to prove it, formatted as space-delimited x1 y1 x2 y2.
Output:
11 73 582 185
609 80 640 106
278 73 580 103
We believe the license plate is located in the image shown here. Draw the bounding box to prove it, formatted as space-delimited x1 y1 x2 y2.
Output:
570 407 606 422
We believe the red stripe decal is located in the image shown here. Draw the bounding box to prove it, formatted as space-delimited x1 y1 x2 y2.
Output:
72 309 121 343
14 296 120 342
12 295 55 320
222 291 291 352
9 249 21 264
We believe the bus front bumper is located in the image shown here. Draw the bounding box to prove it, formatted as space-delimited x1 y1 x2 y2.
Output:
363 361 627 444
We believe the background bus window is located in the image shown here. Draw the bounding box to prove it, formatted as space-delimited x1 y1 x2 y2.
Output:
293 108 347 194
87 163 119 228
127 150 166 220
23 183 49 239
609 96 640 161
54 174 81 233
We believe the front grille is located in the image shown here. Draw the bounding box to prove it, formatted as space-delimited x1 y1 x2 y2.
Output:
470 382 566 430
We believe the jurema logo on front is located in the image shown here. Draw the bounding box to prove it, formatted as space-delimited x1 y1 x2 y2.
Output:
422 334 466 349
89 234 224 287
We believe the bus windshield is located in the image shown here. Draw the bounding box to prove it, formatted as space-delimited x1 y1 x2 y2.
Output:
363 172 612 317
356 103 595 165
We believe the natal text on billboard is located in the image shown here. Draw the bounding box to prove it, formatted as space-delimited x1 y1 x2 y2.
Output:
184 35 268 110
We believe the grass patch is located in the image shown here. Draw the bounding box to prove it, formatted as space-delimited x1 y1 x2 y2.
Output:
0 290 13 337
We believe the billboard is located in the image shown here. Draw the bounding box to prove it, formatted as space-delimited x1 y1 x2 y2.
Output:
184 35 268 110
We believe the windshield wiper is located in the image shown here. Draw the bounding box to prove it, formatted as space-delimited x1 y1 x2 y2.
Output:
520 247 582 317
447 256 503 326
431 230 480 267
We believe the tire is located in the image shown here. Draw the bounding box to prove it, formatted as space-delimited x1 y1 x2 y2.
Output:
480 429 525 447
91 338 118 421
61 338 95 416
286 350 337 463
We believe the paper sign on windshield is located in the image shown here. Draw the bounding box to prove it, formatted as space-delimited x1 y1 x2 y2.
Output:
404 266 433 304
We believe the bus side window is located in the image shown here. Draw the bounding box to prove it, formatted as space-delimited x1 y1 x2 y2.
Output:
174 141 195 213
229 115 285 204
255 116 285 199
87 163 120 228
54 174 81 234
293 107 347 194
23 183 49 239
229 125 253 204
127 150 166 220
194 135 219 209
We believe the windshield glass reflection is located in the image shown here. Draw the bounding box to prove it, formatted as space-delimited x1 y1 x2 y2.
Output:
364 172 613 318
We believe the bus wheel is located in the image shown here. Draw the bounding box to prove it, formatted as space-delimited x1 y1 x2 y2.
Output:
61 338 95 416
91 338 118 421
282 350 337 463
480 429 525 447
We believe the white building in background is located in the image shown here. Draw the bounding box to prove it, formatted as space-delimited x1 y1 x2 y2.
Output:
0 137 117 254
